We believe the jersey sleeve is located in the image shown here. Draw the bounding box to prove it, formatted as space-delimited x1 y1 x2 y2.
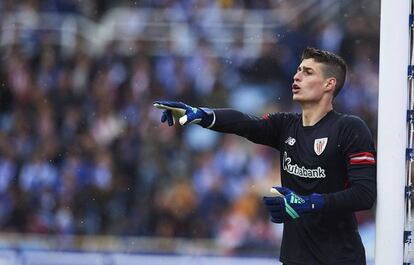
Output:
324 115 377 213
209 109 291 149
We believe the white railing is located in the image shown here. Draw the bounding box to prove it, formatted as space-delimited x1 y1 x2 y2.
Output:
0 250 280 265
0 233 236 255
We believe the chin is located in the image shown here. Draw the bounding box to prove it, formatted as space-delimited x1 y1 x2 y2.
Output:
292 96 309 105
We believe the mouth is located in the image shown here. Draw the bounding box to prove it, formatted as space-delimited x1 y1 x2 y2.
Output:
292 83 300 93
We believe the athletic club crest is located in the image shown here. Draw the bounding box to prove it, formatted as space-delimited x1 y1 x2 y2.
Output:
314 137 328 155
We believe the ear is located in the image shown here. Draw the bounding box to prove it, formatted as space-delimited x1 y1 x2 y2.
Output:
324 77 336 93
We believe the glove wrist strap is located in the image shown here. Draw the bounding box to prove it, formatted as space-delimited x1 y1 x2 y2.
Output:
309 193 325 211
199 107 216 128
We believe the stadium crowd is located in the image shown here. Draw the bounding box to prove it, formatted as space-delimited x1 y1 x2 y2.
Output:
0 0 378 255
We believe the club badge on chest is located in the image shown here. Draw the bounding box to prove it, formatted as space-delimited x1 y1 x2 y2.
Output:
314 137 328 155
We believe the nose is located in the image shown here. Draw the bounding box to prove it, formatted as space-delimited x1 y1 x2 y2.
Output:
293 71 301 82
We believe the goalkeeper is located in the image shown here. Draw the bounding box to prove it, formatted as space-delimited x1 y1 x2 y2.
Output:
154 47 376 265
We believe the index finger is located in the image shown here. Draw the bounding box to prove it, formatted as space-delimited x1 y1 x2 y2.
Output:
153 101 185 111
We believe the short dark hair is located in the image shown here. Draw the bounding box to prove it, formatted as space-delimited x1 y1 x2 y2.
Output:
301 47 347 98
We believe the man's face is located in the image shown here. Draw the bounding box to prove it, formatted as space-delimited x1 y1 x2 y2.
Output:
292 58 331 104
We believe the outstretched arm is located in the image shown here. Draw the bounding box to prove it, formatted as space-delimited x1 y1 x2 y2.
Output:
154 101 286 148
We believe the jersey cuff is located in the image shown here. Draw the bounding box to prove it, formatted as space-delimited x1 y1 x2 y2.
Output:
206 112 216 129
199 107 216 129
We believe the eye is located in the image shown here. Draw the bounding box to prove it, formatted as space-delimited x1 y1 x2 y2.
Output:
304 69 313 75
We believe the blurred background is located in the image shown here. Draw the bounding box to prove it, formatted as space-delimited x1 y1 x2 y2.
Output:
0 0 379 264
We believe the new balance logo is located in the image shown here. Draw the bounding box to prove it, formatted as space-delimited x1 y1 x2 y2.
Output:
285 137 296 146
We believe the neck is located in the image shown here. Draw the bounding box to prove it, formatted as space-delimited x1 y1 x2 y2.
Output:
301 102 333 127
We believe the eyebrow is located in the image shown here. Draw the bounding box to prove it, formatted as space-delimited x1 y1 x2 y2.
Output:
297 66 314 72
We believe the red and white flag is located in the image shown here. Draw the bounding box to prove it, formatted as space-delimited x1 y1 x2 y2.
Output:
349 152 376 165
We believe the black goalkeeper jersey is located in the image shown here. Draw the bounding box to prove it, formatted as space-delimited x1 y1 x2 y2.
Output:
210 109 376 265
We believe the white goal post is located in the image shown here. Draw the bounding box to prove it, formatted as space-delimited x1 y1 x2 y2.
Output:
376 0 410 264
